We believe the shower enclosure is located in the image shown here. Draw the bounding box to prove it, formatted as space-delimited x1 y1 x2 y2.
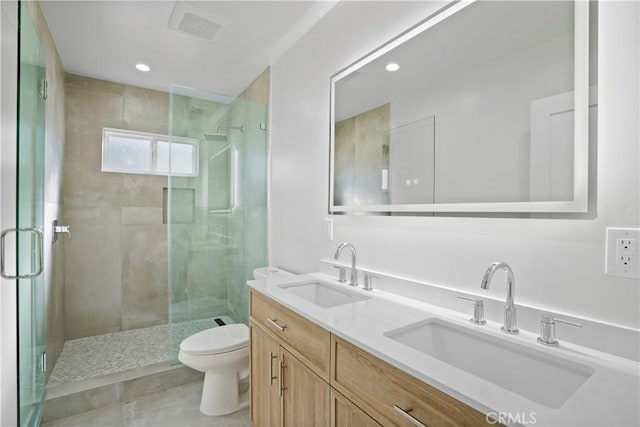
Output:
13 3 47 426
39 80 268 424
168 86 268 360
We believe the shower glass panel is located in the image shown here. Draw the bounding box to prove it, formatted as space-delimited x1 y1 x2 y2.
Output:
168 86 267 360
17 2 47 425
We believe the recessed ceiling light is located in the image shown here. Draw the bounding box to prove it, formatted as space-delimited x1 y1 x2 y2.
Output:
385 63 400 72
135 63 151 72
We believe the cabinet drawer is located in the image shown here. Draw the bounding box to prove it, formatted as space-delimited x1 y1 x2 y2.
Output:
250 290 331 380
331 336 498 427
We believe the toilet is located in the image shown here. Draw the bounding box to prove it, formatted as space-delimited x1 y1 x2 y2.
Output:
178 323 250 416
178 267 292 416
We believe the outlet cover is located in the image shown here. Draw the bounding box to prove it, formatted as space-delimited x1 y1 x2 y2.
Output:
605 227 640 279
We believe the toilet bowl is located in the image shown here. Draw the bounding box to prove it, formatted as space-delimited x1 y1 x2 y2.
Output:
178 323 249 416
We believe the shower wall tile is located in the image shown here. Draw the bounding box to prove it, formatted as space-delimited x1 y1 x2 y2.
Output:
123 85 169 135
185 249 227 301
64 74 171 338
238 67 270 105
354 103 389 205
42 382 123 423
64 206 121 226
121 207 163 225
64 207 122 339
121 225 168 330
64 87 124 209
63 69 270 339
122 365 202 403
66 73 124 96
45 202 66 374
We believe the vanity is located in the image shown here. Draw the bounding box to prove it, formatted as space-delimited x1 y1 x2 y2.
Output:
248 273 640 427
249 289 491 427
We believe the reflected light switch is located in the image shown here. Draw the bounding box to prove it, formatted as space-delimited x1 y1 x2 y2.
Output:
381 169 389 190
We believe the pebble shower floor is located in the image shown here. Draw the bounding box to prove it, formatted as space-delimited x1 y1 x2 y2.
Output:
47 316 234 388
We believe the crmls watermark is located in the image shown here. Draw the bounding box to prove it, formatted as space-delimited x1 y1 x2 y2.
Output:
486 411 537 425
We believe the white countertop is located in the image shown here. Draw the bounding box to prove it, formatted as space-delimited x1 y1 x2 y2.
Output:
248 272 640 427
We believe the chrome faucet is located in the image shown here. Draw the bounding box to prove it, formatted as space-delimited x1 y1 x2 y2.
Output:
480 261 519 334
334 242 358 287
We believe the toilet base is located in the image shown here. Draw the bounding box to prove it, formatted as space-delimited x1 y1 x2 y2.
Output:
200 371 248 416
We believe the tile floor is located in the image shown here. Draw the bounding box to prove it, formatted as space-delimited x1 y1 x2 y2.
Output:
48 316 234 388
41 381 249 427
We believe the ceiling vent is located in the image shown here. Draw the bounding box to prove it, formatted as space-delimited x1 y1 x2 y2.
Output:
168 2 226 41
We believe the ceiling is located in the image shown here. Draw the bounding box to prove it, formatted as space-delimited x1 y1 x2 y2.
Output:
40 1 336 97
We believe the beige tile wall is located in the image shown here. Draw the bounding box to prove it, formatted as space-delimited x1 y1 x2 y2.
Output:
334 103 390 206
63 74 169 339
64 69 270 339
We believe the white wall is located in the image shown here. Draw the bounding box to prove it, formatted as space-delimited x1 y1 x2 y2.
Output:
0 1 18 425
270 1 640 329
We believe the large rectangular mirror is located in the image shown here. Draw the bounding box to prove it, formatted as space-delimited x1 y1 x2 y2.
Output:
330 0 595 213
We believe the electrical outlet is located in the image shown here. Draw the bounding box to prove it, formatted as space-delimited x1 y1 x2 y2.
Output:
617 238 636 267
606 228 640 279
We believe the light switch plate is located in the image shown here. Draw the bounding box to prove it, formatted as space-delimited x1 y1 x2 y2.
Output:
323 218 333 241
605 227 640 279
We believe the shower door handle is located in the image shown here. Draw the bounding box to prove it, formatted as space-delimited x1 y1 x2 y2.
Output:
1 228 44 279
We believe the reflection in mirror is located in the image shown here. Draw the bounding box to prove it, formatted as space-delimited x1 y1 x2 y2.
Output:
330 0 595 213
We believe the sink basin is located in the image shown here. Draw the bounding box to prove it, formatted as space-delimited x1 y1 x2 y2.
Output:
384 318 593 408
280 281 371 308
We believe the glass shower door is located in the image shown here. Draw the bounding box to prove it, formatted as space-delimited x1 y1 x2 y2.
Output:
17 3 47 425
168 86 268 361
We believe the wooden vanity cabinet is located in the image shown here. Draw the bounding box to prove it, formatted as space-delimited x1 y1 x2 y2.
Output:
250 290 500 427
250 291 331 427
331 390 381 427
249 324 281 426
281 348 330 426
251 289 330 379
331 335 496 427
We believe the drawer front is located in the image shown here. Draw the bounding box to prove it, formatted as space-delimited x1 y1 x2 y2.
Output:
331 336 498 427
250 290 331 380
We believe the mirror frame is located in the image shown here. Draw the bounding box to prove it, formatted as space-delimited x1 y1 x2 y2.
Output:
329 0 590 213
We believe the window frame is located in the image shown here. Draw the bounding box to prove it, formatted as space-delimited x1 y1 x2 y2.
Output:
101 127 199 177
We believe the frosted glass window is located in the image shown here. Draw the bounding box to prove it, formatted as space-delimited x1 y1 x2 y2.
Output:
157 140 195 175
104 135 152 172
156 140 170 174
102 128 197 176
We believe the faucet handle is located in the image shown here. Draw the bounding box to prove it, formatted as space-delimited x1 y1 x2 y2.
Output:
333 265 347 283
537 314 582 346
457 296 486 325
362 272 378 291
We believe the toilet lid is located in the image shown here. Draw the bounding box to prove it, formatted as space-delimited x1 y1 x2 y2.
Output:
180 324 249 355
